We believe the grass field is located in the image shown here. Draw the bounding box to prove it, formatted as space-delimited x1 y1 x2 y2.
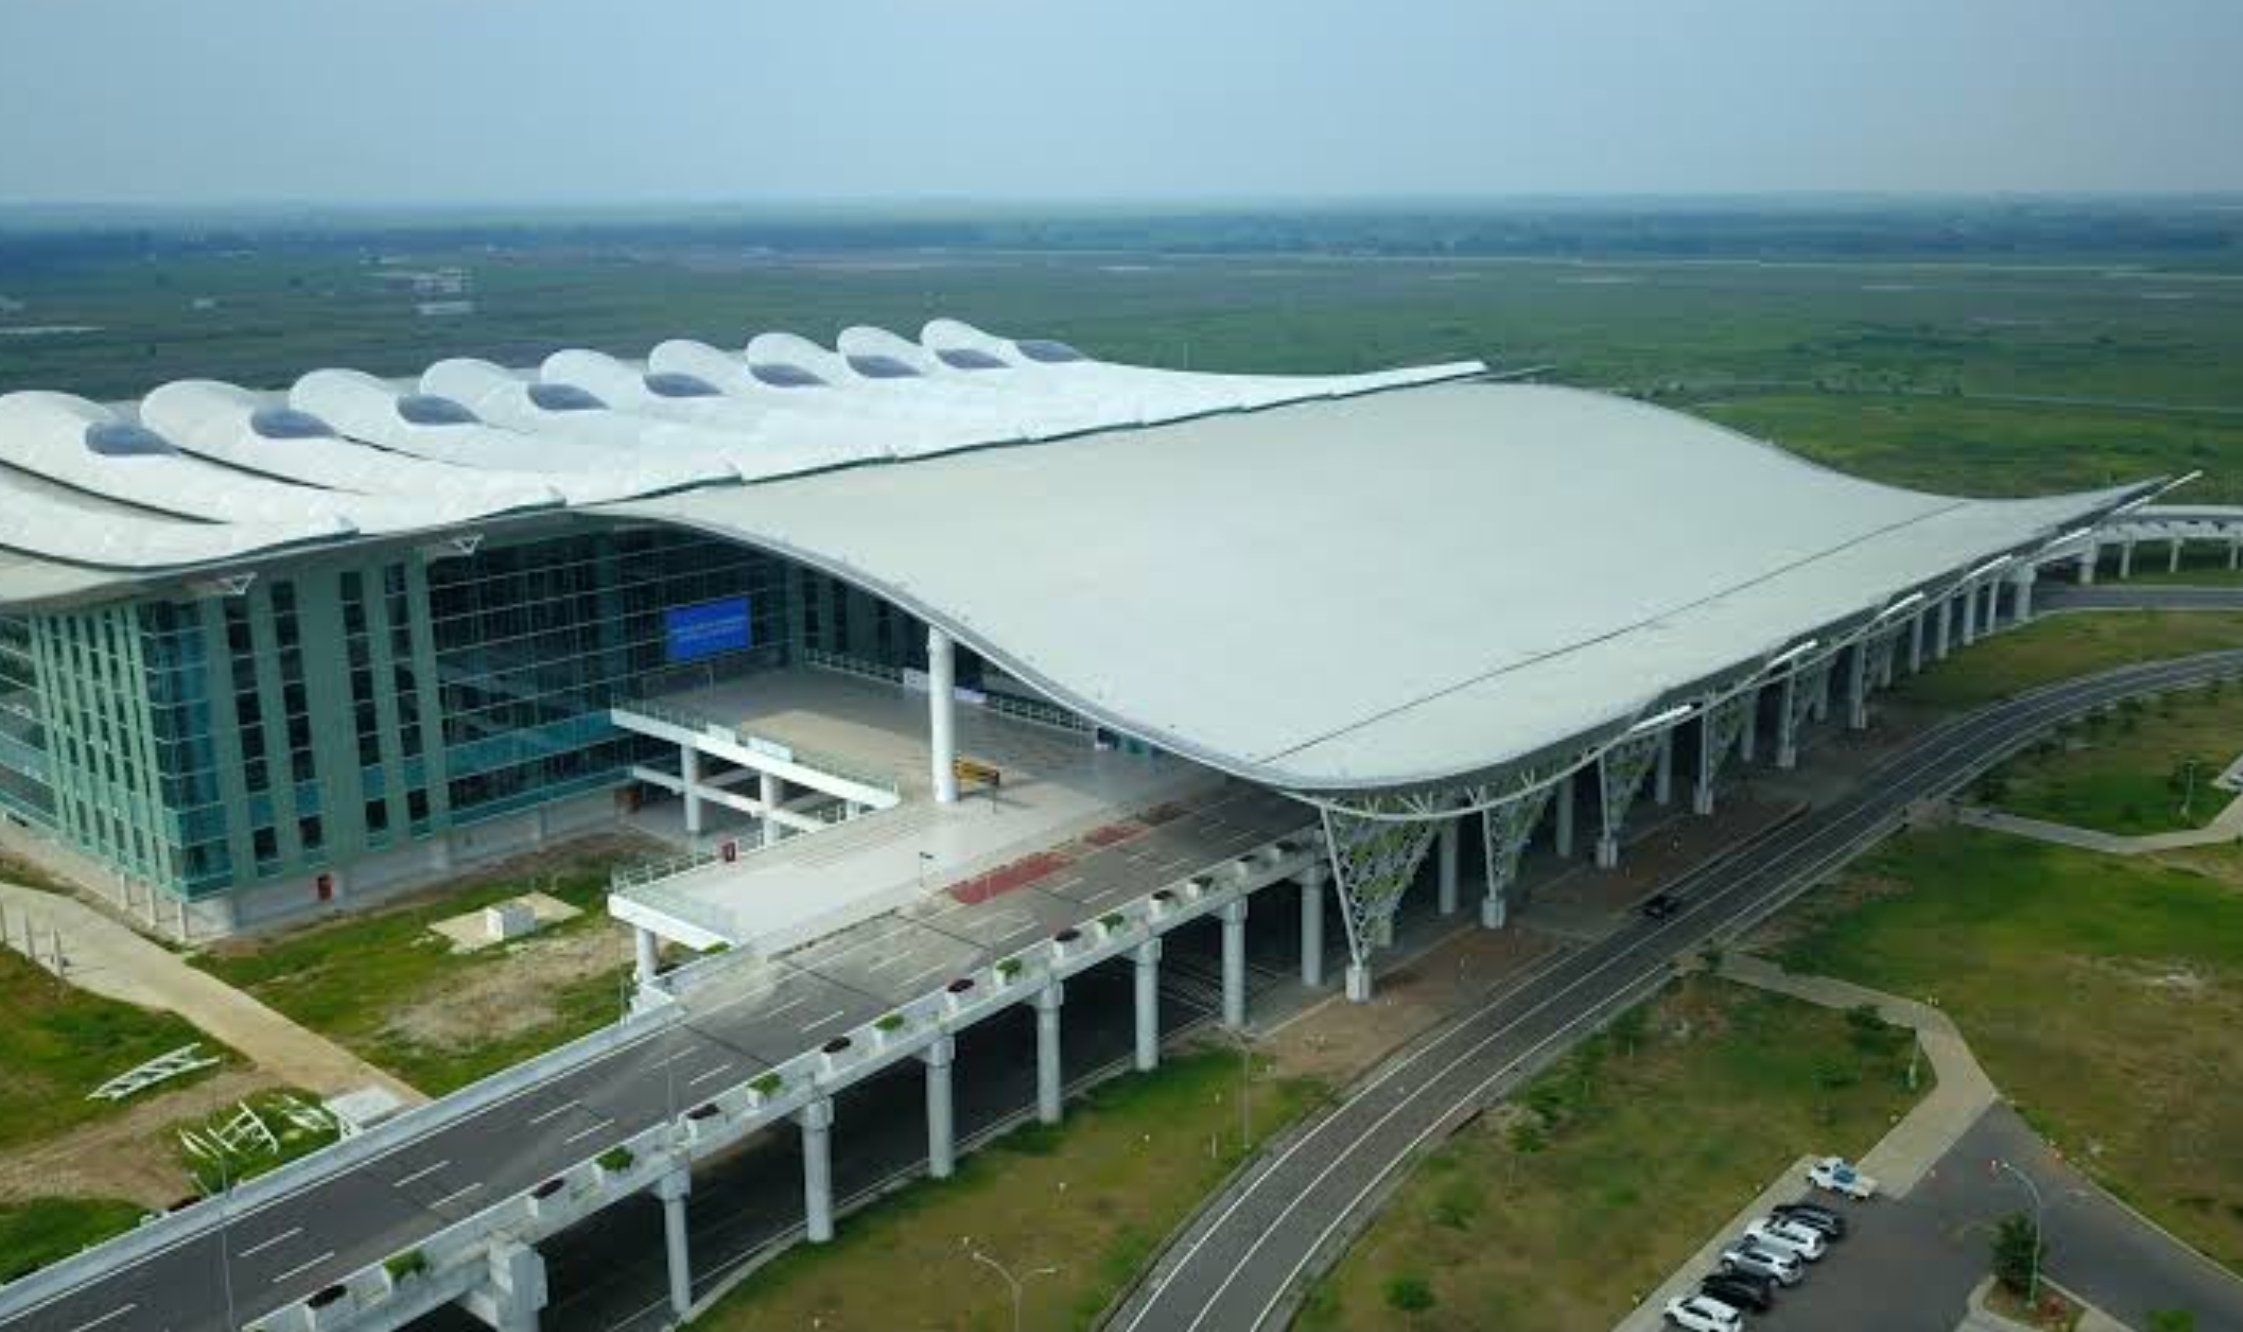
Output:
0 1197 147 1284
1891 610 2243 710
1983 681 2243 835
192 839 647 1094
1774 828 2243 1274
699 1050 1325 1332
1300 977 1924 1332
0 949 234 1154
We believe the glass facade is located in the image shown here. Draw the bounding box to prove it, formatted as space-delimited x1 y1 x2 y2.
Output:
0 525 796 903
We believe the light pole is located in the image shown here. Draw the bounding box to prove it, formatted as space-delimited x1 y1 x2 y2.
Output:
970 1250 1057 1332
1992 1158 2045 1304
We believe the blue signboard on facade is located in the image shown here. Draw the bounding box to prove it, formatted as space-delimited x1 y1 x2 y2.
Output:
666 597 753 662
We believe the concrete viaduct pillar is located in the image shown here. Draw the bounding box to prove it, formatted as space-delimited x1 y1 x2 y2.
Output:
799 1098 835 1243
1692 710 1718 817
463 1240 548 1332
1738 686 1759 762
922 1035 957 1179
1133 939 1162 1071
1776 672 1801 771
2119 539 2134 579
1435 818 1461 916
2078 542 2098 585
1034 980 1065 1124
1652 729 1675 807
633 926 659 988
759 771 784 847
1934 597 1953 660
1298 868 1326 988
2169 535 2183 574
680 745 705 837
1908 611 1927 674
1220 898 1250 1030
1846 642 1871 732
1553 773 1576 858
655 1169 692 1320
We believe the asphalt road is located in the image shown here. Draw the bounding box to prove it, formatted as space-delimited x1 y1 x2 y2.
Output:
2041 583 2243 612
1750 1106 2243 1332
1112 648 2243 1332
1 786 1318 1332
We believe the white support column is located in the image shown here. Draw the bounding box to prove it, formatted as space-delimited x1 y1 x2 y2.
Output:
466 1241 548 1332
1776 673 1801 771
1034 980 1065 1124
921 1036 957 1178
2011 568 2036 625
1846 643 1870 732
928 627 959 805
1553 773 1576 858
759 770 784 847
1986 578 2003 631
655 1169 692 1320
1298 870 1326 988
1935 598 1954 659
799 1098 834 1243
1909 612 1927 674
2119 539 2134 579
1692 711 1716 817
1133 939 1162 1070
680 744 705 837
1435 819 1461 916
2170 536 2183 574
1219 898 1249 1030
633 925 659 988
1345 958 1374 1003
1960 580 1980 645
2229 537 2240 571
1739 687 1759 762
2079 542 2098 585
1652 730 1675 806
1811 664 1833 723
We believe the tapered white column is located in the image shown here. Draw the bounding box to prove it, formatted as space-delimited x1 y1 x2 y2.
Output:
1776 673 1800 770
1435 819 1460 916
928 627 959 804
1219 899 1249 1029
633 926 659 987
1298 870 1326 988
1653 730 1675 806
1553 774 1576 858
2079 543 2098 585
681 744 705 836
1132 939 1162 1070
2012 569 2036 625
759 771 784 847
1739 688 1759 762
2119 539 2134 579
2170 537 2183 573
1692 711 1717 817
1909 612 1926 674
656 1169 692 1319
1961 582 1980 645
1034 981 1064 1124
1846 643 1870 731
1935 598 1954 658
799 1098 834 1243
2229 538 2240 571
922 1036 956 1179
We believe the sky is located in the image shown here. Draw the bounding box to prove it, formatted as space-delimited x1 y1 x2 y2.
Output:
1 0 2240 206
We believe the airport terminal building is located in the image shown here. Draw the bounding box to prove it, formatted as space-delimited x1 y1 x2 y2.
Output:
0 320 2160 981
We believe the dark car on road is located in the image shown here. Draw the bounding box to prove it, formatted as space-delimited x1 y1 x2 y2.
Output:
1699 1270 1775 1313
1640 892 1681 920
1773 1200 1849 1240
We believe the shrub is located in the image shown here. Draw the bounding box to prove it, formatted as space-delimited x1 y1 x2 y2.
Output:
384 1249 428 1282
597 1146 634 1173
1991 1211 2042 1296
997 958 1024 982
1100 912 1126 931
1385 1274 1436 1314
874 1012 906 1034
750 1071 784 1098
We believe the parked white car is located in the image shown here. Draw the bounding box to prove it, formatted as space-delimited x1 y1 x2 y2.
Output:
1807 1155 1878 1200
1718 1240 1804 1286
1664 1293 1743 1331
1745 1216 1826 1261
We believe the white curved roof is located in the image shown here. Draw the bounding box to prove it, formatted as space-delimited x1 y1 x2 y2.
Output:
616 382 2145 794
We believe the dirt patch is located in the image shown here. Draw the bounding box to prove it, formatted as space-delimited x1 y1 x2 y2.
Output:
0 1069 279 1208
1747 868 1914 952
381 925 625 1052
1260 925 1569 1085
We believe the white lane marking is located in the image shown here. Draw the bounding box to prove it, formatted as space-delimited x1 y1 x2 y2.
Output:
799 1008 848 1035
428 1182 483 1210
234 1226 302 1258
391 1160 449 1189
66 1304 137 1332
267 1250 336 1285
526 1099 581 1126
562 1118 615 1146
687 1061 737 1088
654 1047 697 1069
763 994 810 1021
899 962 953 990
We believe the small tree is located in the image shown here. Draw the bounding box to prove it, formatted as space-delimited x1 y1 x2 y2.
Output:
1991 1211 2042 1297
1385 1274 1436 1315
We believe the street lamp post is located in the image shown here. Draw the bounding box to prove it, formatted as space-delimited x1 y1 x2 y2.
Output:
970 1250 1057 1332
1993 1158 2045 1304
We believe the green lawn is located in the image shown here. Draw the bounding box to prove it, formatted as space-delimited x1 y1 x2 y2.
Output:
192 839 648 1094
0 949 235 1153
0 1198 148 1284
1892 611 2243 711
1301 977 1925 1332
1983 681 2243 835
699 1049 1325 1332
1775 828 2243 1274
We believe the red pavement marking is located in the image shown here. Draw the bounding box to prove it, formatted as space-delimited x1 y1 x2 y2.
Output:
948 849 1073 905
1083 821 1146 848
1139 802 1191 826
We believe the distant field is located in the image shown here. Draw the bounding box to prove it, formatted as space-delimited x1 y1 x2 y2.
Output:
1985 682 2243 835
1892 610 2243 710
4 243 2243 504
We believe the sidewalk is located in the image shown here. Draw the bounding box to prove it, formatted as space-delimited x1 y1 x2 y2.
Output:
0 881 425 1105
1956 792 2243 857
